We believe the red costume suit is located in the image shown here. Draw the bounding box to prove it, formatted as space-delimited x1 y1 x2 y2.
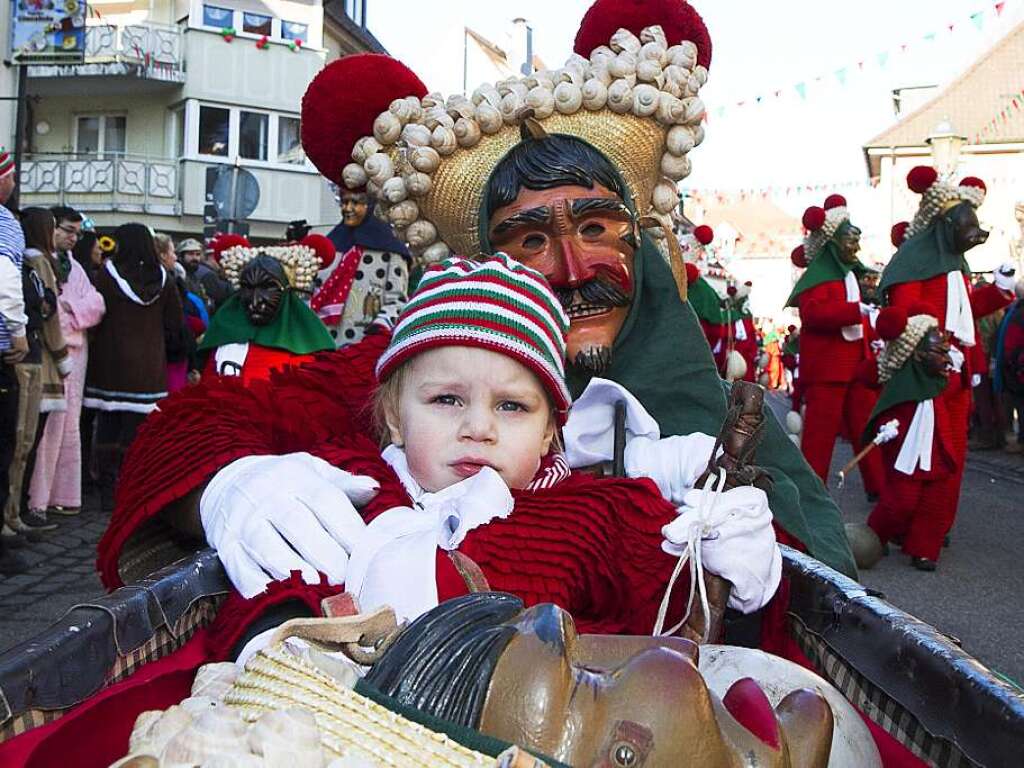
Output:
885 274 1011 513
796 280 884 494
204 343 316 385
733 314 758 383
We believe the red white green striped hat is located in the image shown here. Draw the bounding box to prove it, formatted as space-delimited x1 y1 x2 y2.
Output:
0 149 13 179
376 253 571 423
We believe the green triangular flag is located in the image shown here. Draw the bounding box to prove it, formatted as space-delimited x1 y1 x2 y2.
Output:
835 67 847 85
795 82 807 99
877 50 889 68
970 11 984 30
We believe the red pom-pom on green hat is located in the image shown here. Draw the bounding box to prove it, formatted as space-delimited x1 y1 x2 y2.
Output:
693 224 714 245
890 221 909 248
823 194 847 210
684 261 700 285
802 206 826 231
300 234 337 270
791 245 808 268
876 307 908 341
209 233 250 260
959 176 986 193
907 166 938 194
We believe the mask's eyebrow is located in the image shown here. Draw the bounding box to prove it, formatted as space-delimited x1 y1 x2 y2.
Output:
570 198 631 218
491 206 552 237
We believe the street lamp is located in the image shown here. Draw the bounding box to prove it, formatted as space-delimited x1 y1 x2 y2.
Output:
926 118 967 175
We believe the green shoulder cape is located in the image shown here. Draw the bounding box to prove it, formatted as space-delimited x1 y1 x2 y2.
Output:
878 218 968 295
786 239 871 308
688 275 724 324
863 359 948 444
199 292 335 355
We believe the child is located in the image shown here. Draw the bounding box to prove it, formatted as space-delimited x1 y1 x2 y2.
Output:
865 306 956 570
200 255 782 656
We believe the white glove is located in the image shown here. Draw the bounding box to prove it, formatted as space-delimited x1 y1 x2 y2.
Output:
947 345 965 373
859 303 880 327
995 262 1017 292
873 418 900 445
201 452 379 598
624 433 718 505
662 484 782 613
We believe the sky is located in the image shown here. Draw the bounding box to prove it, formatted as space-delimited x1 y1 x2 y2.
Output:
368 0 1024 219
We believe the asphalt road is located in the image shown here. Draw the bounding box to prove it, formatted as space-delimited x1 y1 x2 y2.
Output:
0 424 1022 684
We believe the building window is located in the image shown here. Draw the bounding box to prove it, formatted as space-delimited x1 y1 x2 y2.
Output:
239 111 268 161
281 21 307 43
277 116 303 164
75 115 126 156
344 0 365 27
242 12 272 36
199 106 229 156
202 4 232 28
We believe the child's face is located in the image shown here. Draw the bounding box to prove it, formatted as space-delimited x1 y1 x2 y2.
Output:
385 346 557 492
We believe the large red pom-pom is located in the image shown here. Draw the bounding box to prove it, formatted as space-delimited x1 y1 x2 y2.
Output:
574 0 712 70
209 233 251 260
823 194 847 210
300 233 337 270
301 54 428 186
726 284 738 296
802 206 826 231
684 261 700 285
959 176 986 193
890 221 909 248
791 245 807 268
693 224 714 245
787 324 797 333
906 166 938 194
876 306 908 341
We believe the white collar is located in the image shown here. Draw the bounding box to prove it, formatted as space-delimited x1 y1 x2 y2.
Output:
105 259 167 306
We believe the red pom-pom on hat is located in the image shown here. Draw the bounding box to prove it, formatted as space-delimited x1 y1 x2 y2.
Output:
744 280 752 287
574 0 712 69
209 233 250 260
684 261 700 285
693 224 714 245
802 206 826 231
907 166 938 194
791 245 808 268
301 54 428 186
959 176 986 193
300 234 337 270
787 324 797 333
890 221 909 248
823 194 847 210
876 306 908 341
726 285 738 296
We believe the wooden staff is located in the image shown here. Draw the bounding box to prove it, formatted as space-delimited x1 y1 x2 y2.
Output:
836 418 900 488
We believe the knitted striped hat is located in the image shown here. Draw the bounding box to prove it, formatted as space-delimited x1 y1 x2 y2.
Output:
376 253 572 423
0 149 14 179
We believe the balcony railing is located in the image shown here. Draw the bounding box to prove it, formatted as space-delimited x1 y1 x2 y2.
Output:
19 154 180 215
27 22 184 81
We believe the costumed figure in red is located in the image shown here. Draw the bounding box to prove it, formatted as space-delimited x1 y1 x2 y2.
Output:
880 167 1017 539
784 195 884 496
682 225 726 363
864 306 956 570
198 234 335 384
726 280 758 383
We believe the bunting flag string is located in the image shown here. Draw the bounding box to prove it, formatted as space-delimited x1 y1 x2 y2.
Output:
707 0 1013 118
972 85 1024 142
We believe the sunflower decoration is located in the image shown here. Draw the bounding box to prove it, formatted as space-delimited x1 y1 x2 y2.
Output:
98 235 116 254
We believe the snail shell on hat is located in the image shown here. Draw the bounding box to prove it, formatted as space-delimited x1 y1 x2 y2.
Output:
403 171 432 197
130 705 193 756
639 40 668 66
587 63 612 86
610 28 642 54
500 91 524 124
406 219 438 249
422 104 454 130
656 94 687 127
581 78 608 110
381 176 408 204
475 102 503 133
342 163 368 190
422 240 451 263
388 199 419 228
564 53 589 75
388 97 415 125
685 75 702 97
402 95 423 123
692 124 706 146
408 145 440 173
681 97 706 124
372 111 402 145
664 65 690 88
666 124 696 155
667 43 697 69
497 79 528 100
652 178 679 214
160 707 249 765
553 81 583 114
472 83 502 108
660 152 692 181
363 152 394 185
608 50 637 79
366 179 382 197
526 86 556 119
525 73 555 91
430 125 458 155
248 709 323 766
640 25 668 48
632 84 660 117
351 136 382 164
607 79 634 114
454 116 482 148
419 91 443 109
400 122 431 148
636 60 664 88
446 93 475 114
557 67 584 87
693 65 709 86
590 45 616 67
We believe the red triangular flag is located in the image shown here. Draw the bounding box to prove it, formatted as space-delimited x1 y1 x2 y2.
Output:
995 2 1005 16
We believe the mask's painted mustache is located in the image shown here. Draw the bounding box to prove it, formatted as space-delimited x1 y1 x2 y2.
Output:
554 278 631 312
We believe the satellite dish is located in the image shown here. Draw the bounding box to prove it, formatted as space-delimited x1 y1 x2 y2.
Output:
211 165 260 222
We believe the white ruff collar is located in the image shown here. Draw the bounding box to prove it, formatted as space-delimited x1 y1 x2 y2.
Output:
105 260 167 306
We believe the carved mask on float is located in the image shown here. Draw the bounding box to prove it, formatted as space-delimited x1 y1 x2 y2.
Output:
914 326 953 378
239 255 287 326
486 134 639 376
833 221 863 265
944 202 989 254
365 593 834 768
